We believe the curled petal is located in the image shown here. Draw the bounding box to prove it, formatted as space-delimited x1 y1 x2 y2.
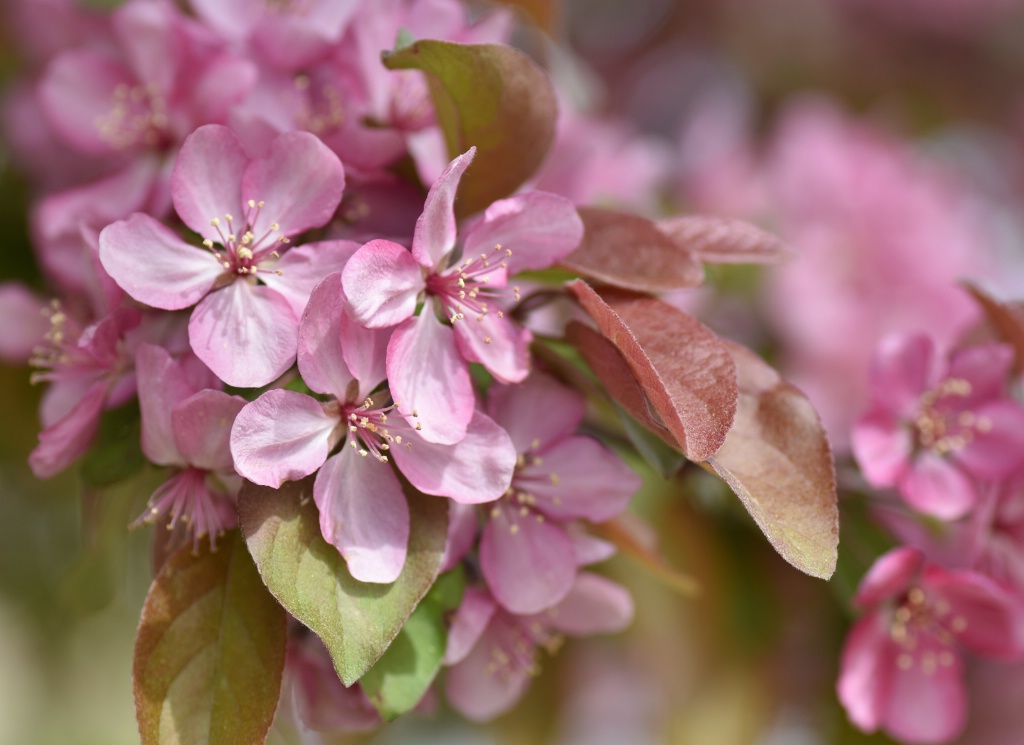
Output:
412 148 475 269
313 447 410 584
230 389 337 487
135 343 196 466
297 272 355 400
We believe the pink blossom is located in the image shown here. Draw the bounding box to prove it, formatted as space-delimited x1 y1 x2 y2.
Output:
479 373 641 614
189 0 360 72
444 575 634 721
282 634 380 736
28 306 142 478
230 272 516 583
99 124 350 387
852 334 1024 520
131 343 243 551
838 546 1024 743
761 99 994 448
342 148 584 444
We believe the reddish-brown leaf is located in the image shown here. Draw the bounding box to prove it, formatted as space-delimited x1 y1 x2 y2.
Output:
964 281 1024 374
567 280 737 461
134 531 286 745
658 216 791 265
705 342 838 579
561 208 705 292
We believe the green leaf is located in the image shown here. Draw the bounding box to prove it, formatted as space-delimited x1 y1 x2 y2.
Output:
133 531 287 745
382 40 558 217
237 477 448 685
361 569 464 721
81 400 145 488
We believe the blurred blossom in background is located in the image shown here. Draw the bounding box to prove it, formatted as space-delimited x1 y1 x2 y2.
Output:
2 0 1024 743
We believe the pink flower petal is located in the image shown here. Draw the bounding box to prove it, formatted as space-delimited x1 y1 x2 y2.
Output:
260 239 361 319
296 272 354 400
837 613 893 733
341 239 424 329
946 343 1014 404
172 390 246 473
923 567 1024 659
869 334 935 419
188 281 299 388
480 501 577 614
541 572 634 635
956 400 1024 481
386 309 473 445
411 148 475 269
242 130 345 237
135 343 196 466
0 283 49 363
487 373 586 453
566 527 617 566
445 612 531 722
899 454 978 521
462 191 584 274
517 436 640 522
230 389 337 487
851 408 913 488
29 380 107 479
111 0 180 93
313 447 410 584
340 312 392 404
443 587 497 666
171 124 248 238
440 502 479 572
452 305 531 384
39 49 133 155
883 638 966 744
99 213 224 310
854 547 923 609
391 411 515 504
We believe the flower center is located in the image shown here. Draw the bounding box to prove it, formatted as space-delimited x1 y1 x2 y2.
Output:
426 244 519 344
293 74 345 136
95 82 170 151
203 199 291 279
342 395 420 463
889 586 966 674
912 377 991 455
488 439 561 535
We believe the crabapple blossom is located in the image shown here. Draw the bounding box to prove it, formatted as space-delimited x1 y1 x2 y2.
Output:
99 124 352 387
132 343 244 551
852 333 1024 520
230 272 516 583
342 147 584 444
444 575 634 721
479 373 641 614
838 546 1024 743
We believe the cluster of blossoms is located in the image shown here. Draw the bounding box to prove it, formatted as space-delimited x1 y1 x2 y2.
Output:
0 0 673 734
839 325 1024 743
